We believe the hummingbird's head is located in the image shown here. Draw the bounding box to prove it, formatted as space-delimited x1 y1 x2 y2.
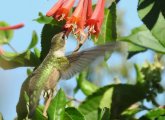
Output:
51 31 66 50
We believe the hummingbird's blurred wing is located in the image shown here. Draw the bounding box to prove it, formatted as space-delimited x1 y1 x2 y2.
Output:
60 42 119 80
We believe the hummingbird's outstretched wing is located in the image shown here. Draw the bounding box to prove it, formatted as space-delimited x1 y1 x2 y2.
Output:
60 42 119 80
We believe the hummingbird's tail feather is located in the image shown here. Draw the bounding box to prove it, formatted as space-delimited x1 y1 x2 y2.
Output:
28 88 42 117
16 78 30 120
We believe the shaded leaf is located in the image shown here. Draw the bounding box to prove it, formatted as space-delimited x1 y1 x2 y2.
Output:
40 24 64 61
110 84 147 119
0 51 40 69
99 88 113 109
64 107 85 120
47 89 66 120
27 31 38 49
0 21 13 44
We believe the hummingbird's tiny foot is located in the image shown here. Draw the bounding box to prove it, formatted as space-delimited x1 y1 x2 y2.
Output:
43 95 52 118
74 43 83 53
43 112 48 118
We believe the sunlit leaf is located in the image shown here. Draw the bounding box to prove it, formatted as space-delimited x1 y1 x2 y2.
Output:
99 88 113 109
139 108 165 120
32 106 47 120
47 89 66 120
64 107 85 120
138 0 165 48
119 25 165 53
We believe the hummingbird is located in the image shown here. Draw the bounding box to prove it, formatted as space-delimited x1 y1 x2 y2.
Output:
16 32 119 119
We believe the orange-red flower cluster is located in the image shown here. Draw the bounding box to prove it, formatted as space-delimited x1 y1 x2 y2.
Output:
46 0 105 39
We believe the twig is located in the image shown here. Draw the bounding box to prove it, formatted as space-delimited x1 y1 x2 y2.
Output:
7 43 18 53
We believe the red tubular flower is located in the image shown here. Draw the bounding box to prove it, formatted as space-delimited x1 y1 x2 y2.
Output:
46 0 65 17
86 0 105 36
86 0 93 19
46 0 75 21
0 47 4 55
46 0 106 51
64 0 85 32
55 0 75 20
74 0 88 38
0 23 24 31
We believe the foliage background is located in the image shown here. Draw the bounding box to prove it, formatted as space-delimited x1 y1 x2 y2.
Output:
0 0 165 120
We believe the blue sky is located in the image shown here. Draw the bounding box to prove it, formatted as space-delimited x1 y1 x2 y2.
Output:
0 0 153 119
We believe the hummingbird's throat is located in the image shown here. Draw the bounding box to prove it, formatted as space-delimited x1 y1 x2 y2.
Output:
52 47 65 57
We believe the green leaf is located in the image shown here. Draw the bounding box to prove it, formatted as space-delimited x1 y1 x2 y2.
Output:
34 12 54 24
134 64 145 84
121 108 140 120
79 84 147 120
0 21 14 45
138 0 165 47
126 42 146 59
95 2 117 45
47 89 66 120
0 51 40 69
26 68 33 76
34 47 41 59
139 108 165 120
34 12 65 26
32 106 47 120
119 25 165 53
110 84 147 119
100 108 110 120
76 71 98 96
78 86 110 120
40 24 64 61
27 31 38 49
0 113 3 120
99 88 113 109
64 107 85 120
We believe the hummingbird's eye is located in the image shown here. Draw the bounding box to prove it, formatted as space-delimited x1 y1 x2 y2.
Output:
62 34 65 39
